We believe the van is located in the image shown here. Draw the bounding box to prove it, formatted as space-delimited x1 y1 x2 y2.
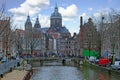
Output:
111 61 120 70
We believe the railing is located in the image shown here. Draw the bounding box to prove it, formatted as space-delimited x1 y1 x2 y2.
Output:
0 60 18 76
23 69 33 80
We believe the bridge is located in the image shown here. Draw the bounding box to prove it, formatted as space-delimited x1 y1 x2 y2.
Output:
25 57 83 66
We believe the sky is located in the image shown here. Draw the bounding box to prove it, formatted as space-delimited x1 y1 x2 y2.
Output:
1 0 120 35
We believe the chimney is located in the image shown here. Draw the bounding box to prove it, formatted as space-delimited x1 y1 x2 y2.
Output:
80 16 83 27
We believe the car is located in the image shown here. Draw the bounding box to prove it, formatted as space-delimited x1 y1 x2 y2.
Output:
89 57 96 63
98 58 110 66
111 61 120 70
95 59 99 64
1 56 7 63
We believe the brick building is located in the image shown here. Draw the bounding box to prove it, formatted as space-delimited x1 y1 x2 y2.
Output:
78 16 98 52
0 18 11 58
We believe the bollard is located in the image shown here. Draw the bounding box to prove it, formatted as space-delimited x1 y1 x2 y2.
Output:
9 67 12 72
62 59 66 65
0 74 3 78
17 62 20 67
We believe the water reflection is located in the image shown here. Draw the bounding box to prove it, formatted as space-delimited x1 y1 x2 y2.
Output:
31 66 83 80
30 66 120 80
98 73 109 80
80 66 120 80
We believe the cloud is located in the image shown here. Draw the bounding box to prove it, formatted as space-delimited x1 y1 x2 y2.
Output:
80 13 87 17
9 0 50 16
12 14 50 30
8 0 50 29
88 8 93 11
93 8 111 18
93 12 101 17
38 14 50 27
59 4 78 21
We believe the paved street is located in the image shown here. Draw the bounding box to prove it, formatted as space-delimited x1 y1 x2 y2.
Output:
1 70 27 80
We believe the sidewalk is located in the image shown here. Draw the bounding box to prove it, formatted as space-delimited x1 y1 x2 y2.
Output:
1 70 27 80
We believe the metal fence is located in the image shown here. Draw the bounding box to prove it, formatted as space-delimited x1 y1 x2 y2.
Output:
0 60 18 75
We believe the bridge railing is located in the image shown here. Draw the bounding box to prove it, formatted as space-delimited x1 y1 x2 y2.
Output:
0 60 18 75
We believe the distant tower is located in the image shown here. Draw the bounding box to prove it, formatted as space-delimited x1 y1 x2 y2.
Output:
79 16 83 34
34 16 41 29
50 4 62 27
80 16 83 28
25 14 32 31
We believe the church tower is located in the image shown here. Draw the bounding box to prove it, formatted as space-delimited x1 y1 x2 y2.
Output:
34 16 41 29
50 4 62 27
25 14 32 31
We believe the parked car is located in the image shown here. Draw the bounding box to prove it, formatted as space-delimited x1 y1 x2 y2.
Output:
1 57 7 63
95 59 99 64
89 57 96 63
111 61 120 70
98 58 110 66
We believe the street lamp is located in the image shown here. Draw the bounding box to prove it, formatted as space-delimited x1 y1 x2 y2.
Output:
99 16 104 58
111 35 115 64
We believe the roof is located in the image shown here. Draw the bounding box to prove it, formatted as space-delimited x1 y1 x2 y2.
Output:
16 29 25 33
34 17 41 28
48 26 70 34
50 5 62 19
51 12 62 19
26 15 31 23
59 27 70 33
40 27 49 33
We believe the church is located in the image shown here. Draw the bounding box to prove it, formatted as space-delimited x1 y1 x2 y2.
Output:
47 4 71 56
23 4 77 57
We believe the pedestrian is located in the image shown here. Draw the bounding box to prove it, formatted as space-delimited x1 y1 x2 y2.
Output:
62 59 66 65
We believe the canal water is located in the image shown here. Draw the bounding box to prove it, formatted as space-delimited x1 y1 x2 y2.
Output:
30 65 120 80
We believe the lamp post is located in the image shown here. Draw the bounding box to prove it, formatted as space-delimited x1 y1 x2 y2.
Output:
111 35 115 64
99 16 104 58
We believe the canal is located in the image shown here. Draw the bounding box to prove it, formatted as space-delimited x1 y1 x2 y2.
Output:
30 65 120 80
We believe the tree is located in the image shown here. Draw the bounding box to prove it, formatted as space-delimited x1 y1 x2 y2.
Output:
0 0 18 60
11 29 24 57
107 9 120 63
0 0 12 60
96 9 120 61
95 16 106 58
25 28 42 56
93 14 110 58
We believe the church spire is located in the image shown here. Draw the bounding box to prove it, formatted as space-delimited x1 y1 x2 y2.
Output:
34 16 41 28
27 15 30 22
55 3 57 8
26 13 31 23
36 16 39 24
25 14 32 30
54 3 58 13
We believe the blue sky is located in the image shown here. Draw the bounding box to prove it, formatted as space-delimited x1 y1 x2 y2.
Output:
3 0 120 35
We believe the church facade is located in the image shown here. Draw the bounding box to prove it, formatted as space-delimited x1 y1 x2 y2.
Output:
47 4 72 56
14 4 77 57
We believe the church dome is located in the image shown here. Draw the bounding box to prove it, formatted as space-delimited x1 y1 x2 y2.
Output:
50 5 62 19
